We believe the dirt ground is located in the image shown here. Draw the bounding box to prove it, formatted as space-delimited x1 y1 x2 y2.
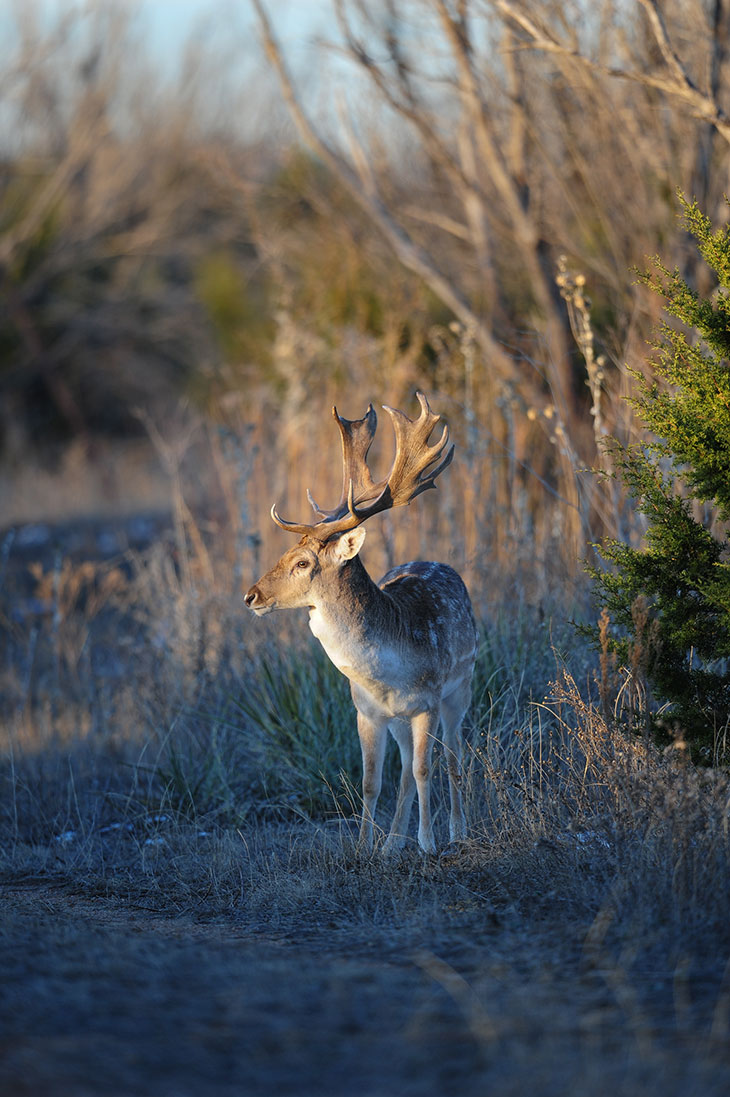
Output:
2 872 729 1097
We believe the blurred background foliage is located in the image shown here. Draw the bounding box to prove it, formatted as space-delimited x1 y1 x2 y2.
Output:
2 0 730 588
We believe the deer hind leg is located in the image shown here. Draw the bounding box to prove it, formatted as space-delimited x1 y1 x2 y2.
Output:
410 709 440 855
441 682 471 843
382 718 416 854
355 709 388 853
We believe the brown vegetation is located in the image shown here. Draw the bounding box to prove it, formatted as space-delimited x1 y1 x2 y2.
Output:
2 2 730 1095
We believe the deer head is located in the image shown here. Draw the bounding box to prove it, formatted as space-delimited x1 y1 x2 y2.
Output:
244 391 453 615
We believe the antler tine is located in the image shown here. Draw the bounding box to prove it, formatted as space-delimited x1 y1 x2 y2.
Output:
334 402 379 510
303 403 379 526
372 391 454 509
270 402 380 539
270 503 320 536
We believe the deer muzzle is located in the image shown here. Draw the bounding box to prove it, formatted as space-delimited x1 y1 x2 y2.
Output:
244 585 273 616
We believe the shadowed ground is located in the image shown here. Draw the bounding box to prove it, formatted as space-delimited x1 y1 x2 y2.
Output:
2 870 729 1097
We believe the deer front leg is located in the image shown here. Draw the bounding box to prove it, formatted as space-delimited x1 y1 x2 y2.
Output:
411 709 439 854
382 718 416 854
355 709 388 853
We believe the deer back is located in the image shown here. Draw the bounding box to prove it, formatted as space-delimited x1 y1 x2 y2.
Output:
377 560 478 686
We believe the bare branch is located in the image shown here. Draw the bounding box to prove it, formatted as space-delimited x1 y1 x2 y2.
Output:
496 0 730 147
332 0 484 204
334 94 377 197
250 0 517 380
435 0 572 418
637 0 694 88
401 205 473 241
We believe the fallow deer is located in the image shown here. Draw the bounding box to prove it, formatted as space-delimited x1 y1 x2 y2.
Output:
244 392 478 854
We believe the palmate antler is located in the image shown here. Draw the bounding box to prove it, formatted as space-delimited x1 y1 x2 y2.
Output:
271 392 454 540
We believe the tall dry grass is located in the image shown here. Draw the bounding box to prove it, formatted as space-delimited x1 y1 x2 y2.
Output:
2 419 727 886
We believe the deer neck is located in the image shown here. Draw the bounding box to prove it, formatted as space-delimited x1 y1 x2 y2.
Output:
308 555 389 673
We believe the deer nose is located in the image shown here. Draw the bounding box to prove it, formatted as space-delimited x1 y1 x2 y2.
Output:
244 587 258 608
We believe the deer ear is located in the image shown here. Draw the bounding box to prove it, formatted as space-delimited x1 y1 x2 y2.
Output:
332 526 366 562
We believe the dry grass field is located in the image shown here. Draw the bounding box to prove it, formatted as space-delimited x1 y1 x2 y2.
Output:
3 4 730 1093
2 476 729 1097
